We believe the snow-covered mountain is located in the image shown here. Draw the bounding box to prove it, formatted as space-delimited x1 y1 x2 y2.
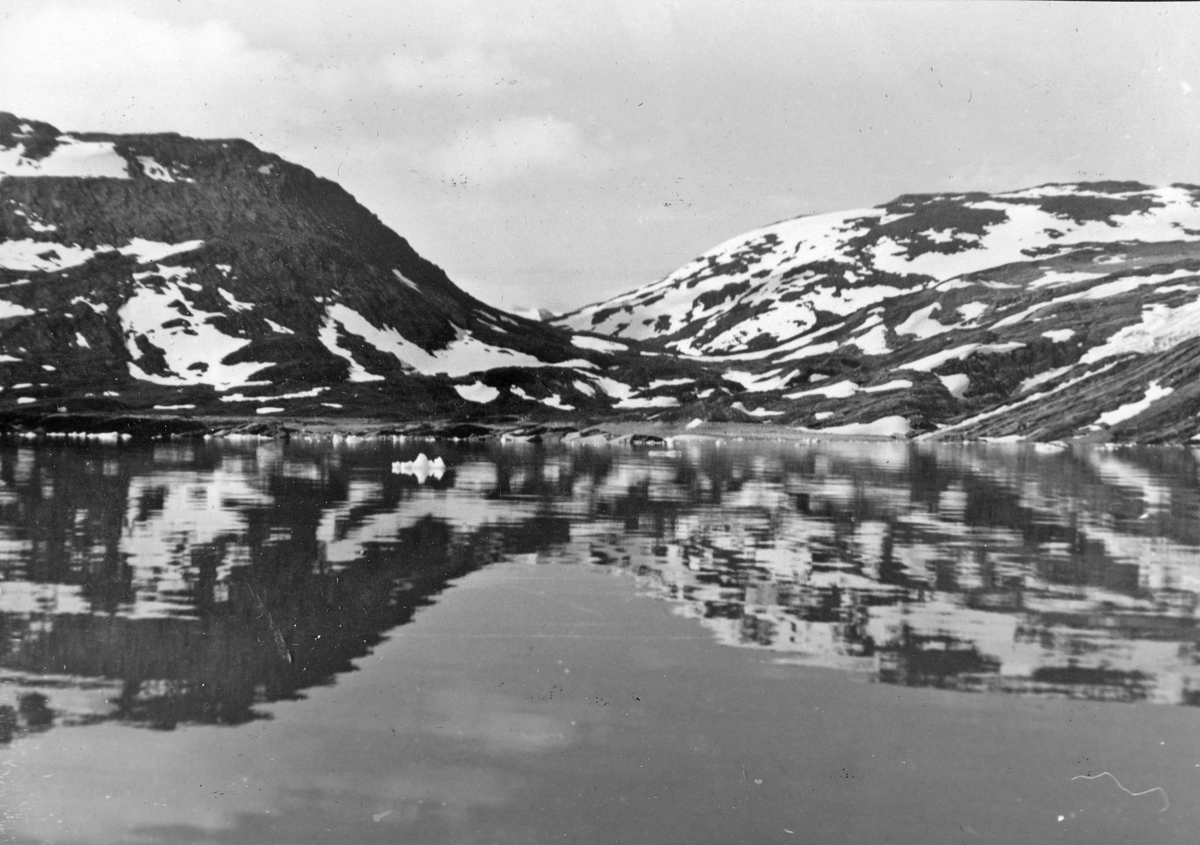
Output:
7 112 1200 442
0 113 707 421
559 183 1200 441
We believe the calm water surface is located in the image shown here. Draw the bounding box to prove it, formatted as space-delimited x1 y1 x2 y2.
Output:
2 438 1200 843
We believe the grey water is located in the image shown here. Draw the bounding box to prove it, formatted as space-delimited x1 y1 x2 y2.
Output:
2 437 1200 843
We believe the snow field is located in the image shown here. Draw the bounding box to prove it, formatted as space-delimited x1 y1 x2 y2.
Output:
119 277 269 389
0 136 131 179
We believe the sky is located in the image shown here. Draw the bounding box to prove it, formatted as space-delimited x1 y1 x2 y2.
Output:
1 1 1198 314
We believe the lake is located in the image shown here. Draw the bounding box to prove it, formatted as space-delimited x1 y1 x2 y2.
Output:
1 436 1199 844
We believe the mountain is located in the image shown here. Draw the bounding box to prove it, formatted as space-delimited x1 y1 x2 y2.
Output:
6 112 1200 443
558 183 1200 442
0 113 708 425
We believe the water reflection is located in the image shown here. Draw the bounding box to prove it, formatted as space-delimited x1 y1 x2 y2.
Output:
3 438 1200 746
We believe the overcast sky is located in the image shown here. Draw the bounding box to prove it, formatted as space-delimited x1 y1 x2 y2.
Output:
1 1 1197 313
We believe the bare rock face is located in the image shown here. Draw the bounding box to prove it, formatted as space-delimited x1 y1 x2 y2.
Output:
559 182 1200 442
0 113 708 421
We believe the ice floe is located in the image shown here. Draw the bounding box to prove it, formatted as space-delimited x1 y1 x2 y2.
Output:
391 453 447 483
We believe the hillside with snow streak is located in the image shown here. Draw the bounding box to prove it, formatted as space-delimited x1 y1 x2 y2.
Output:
559 183 1200 442
0 113 711 421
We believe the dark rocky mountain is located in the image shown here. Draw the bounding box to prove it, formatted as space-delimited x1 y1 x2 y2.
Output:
559 183 1200 442
0 113 708 425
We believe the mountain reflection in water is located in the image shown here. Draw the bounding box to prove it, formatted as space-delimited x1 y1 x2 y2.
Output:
2 438 1200 746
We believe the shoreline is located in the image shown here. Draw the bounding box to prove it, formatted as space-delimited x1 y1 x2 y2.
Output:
0 410 1168 448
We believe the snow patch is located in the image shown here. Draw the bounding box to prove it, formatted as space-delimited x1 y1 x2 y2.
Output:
0 239 99 272
324 304 567 378
0 136 130 179
785 380 859 400
220 387 327 402
392 269 419 291
815 415 911 437
70 296 108 314
992 269 1197 329
572 335 628 353
731 402 784 417
1095 380 1173 427
455 382 500 403
118 238 205 264
1081 297 1200 363
895 304 954 339
648 377 694 389
615 395 680 409
0 300 35 319
591 376 635 400
542 393 575 411
218 288 254 312
1019 365 1075 393
1028 270 1106 289
723 368 799 393
851 323 892 355
120 281 269 389
938 373 971 399
900 342 1025 373
136 156 175 182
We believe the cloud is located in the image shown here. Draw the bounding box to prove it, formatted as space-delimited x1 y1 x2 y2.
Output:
434 115 601 183
382 47 527 94
0 3 359 143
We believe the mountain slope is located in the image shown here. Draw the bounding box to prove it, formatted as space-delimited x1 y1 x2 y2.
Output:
0 113 708 421
558 183 1200 441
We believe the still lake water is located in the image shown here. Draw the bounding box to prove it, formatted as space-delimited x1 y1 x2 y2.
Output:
2 437 1200 843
